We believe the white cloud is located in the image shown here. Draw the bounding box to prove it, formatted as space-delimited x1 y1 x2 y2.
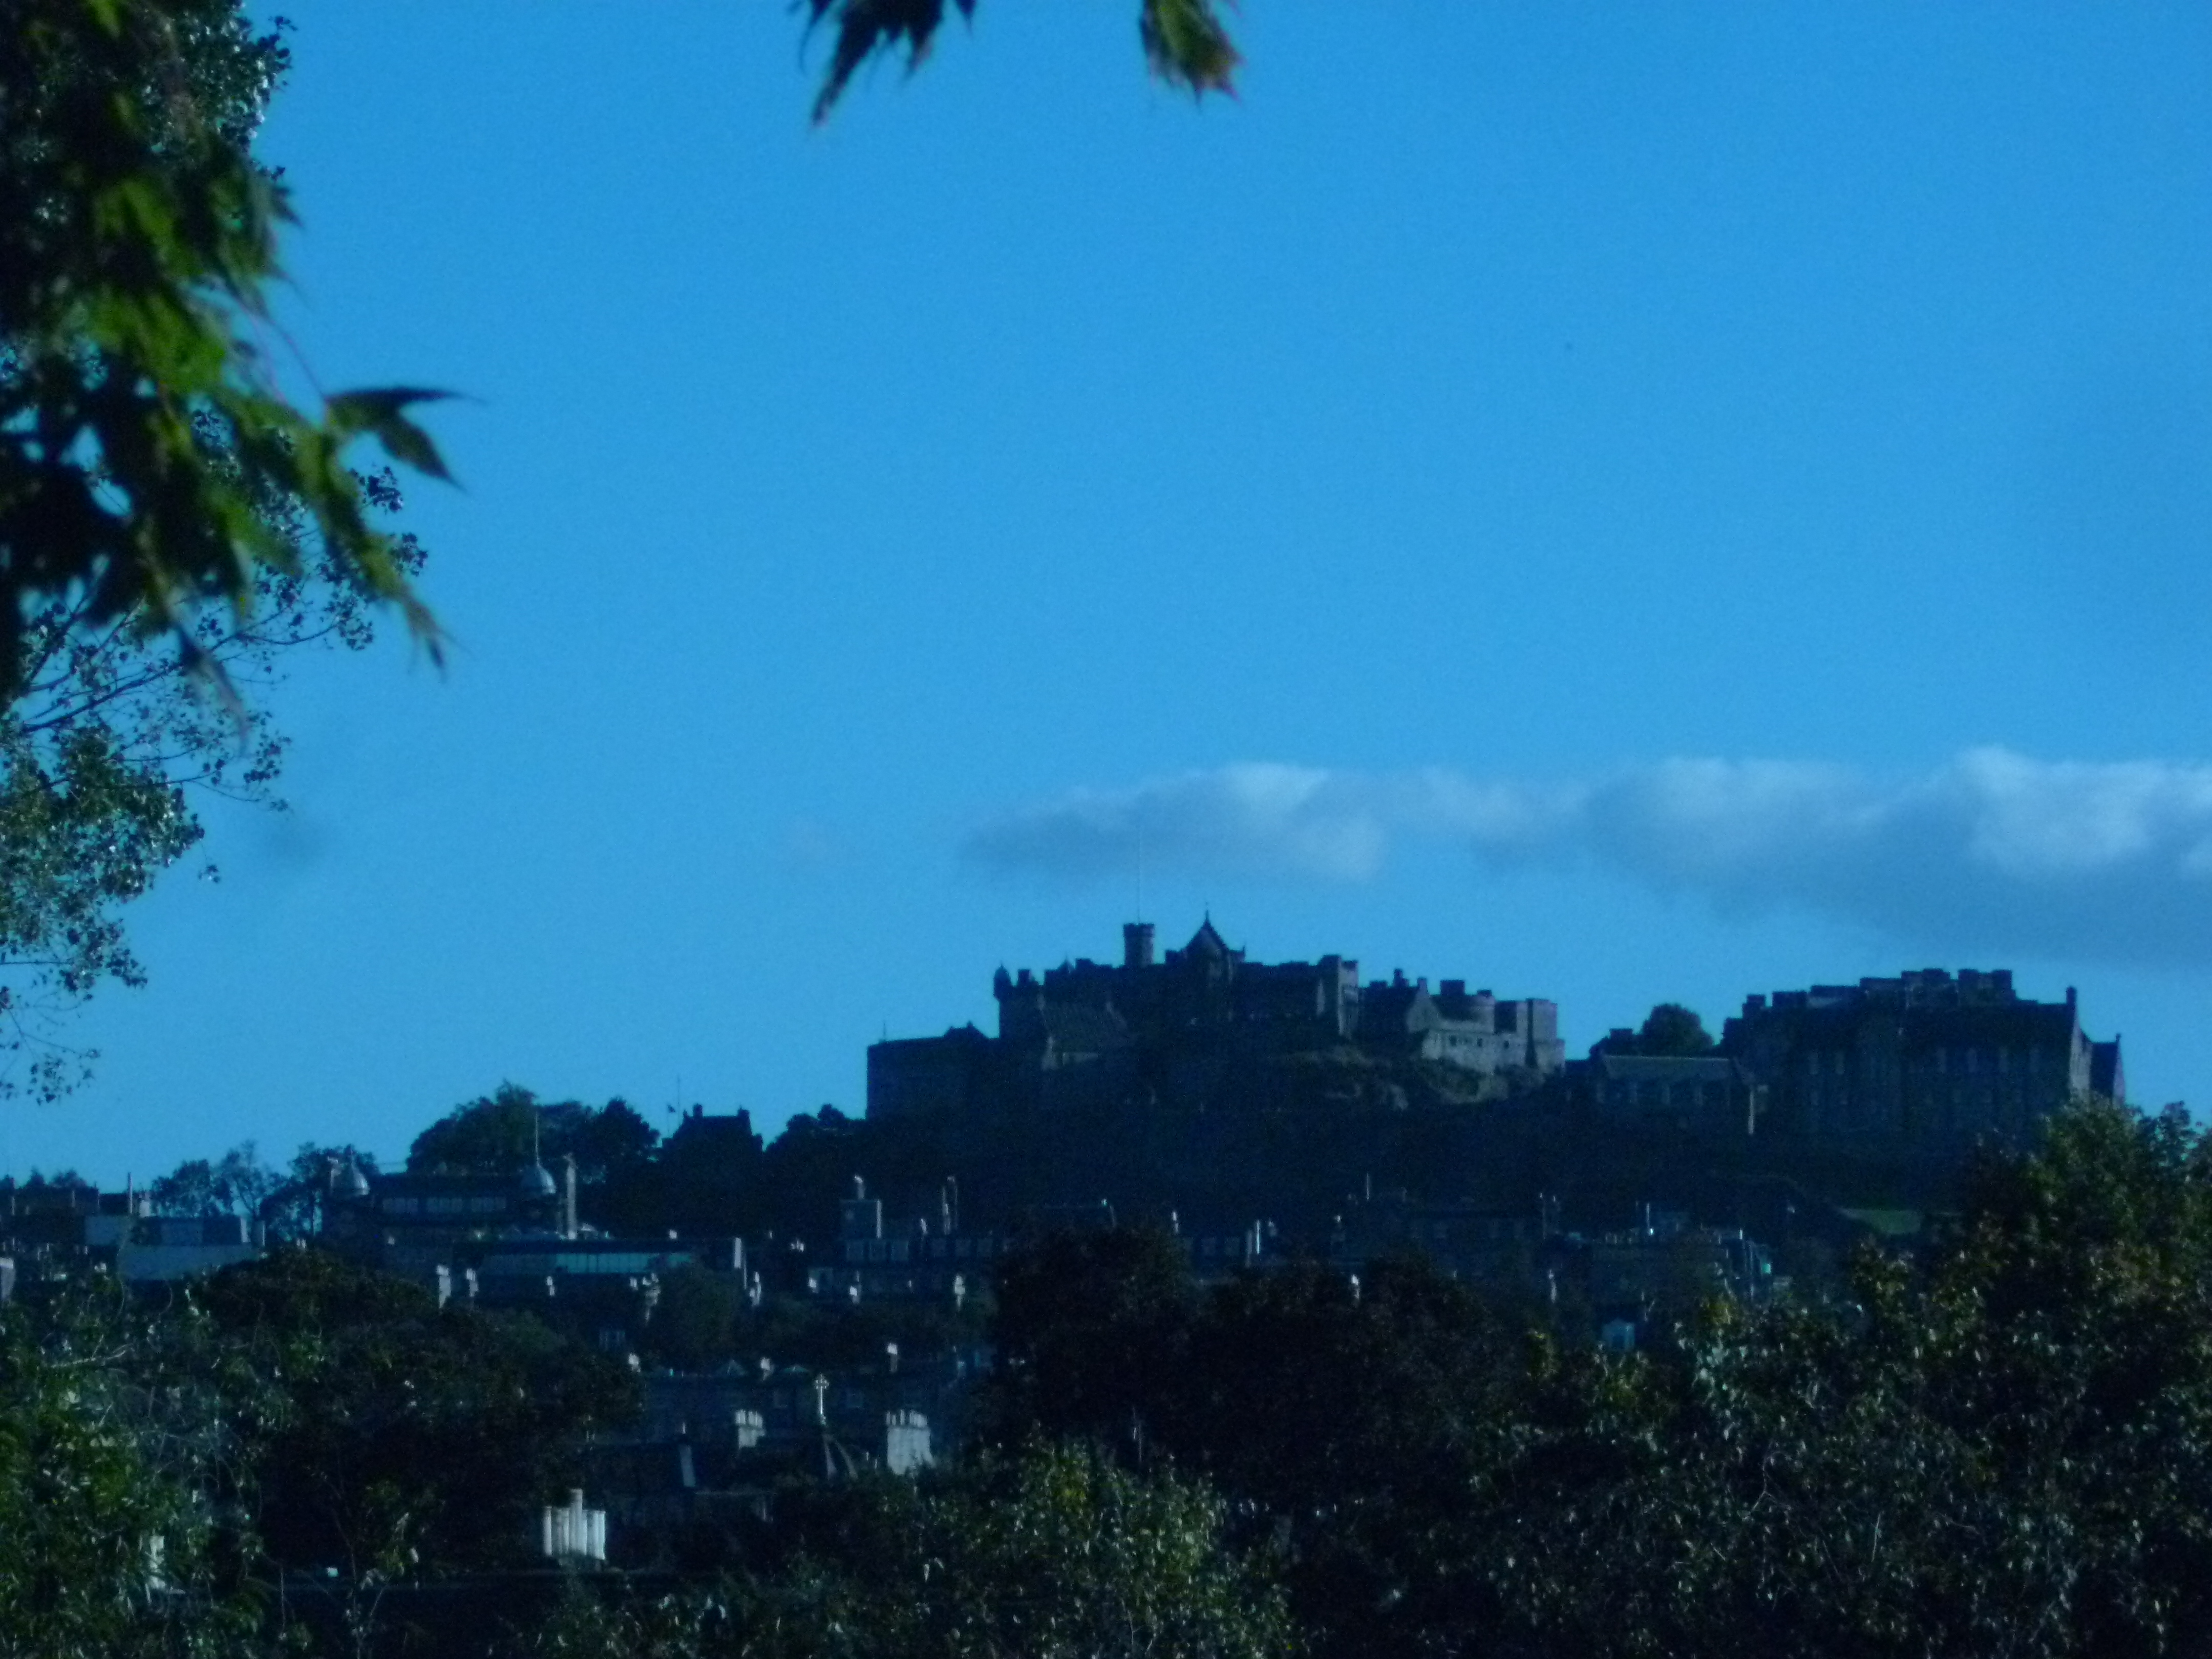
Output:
961 749 2212 966
962 763 1393 883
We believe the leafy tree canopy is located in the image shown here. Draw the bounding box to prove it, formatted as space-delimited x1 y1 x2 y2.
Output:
0 1280 263 1655
408 1081 657 1183
146 1138 272 1216
516 1442 1288 1659
1637 1001 1716 1054
2 1 438 1100
984 1235 1526 1659
976 1104 2212 1659
194 1246 639 1578
1 0 445 704
1593 1002 1718 1057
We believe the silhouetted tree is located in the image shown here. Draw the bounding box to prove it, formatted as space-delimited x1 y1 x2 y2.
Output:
195 1248 637 1577
1640 1003 1716 1055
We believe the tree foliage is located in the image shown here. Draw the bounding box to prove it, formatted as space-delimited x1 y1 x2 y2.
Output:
987 1238 1525 1659
407 1082 658 1222
799 0 1240 121
0 711 199 1096
1636 1002 1715 1056
147 1137 274 1216
1 1 442 1099
0 1279 262 1657
975 1103 2212 1659
192 1246 639 1579
514 1443 1289 1659
1 0 444 700
1592 1002 1716 1057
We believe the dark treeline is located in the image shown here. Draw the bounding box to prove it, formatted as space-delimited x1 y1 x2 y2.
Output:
390 1074 1956 1269
4 1097 2211 1656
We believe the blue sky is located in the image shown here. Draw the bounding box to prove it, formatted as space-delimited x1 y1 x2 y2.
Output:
11 2 2212 1180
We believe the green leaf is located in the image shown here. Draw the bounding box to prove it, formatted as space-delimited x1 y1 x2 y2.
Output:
324 387 459 483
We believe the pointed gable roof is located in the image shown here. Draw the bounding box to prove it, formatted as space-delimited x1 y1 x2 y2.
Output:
1186 917 1230 960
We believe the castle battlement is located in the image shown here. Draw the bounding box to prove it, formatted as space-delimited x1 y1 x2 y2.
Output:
868 920 1565 1120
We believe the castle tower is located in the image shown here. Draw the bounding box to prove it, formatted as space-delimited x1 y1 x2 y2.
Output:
1123 922 1157 970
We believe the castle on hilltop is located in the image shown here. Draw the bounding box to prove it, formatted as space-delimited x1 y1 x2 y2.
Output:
1723 968 2123 1144
867 918 1567 1120
1569 966 2125 1151
869 922 2128 1157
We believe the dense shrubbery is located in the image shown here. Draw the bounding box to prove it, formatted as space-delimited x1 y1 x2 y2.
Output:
2 1098 2208 1657
976 1099 2212 1659
0 1250 638 1655
511 1444 1289 1659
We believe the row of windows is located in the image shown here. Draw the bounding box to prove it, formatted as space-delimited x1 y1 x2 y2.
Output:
380 1194 508 1218
1804 1083 2046 1131
1806 1081 2047 1107
1800 1046 2057 1078
1608 1080 1731 1110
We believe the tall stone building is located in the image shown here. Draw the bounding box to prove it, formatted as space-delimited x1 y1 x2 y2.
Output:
1720 968 2123 1148
867 919 1565 1121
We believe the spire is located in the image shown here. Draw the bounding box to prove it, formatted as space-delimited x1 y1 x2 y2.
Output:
518 1100 556 1201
